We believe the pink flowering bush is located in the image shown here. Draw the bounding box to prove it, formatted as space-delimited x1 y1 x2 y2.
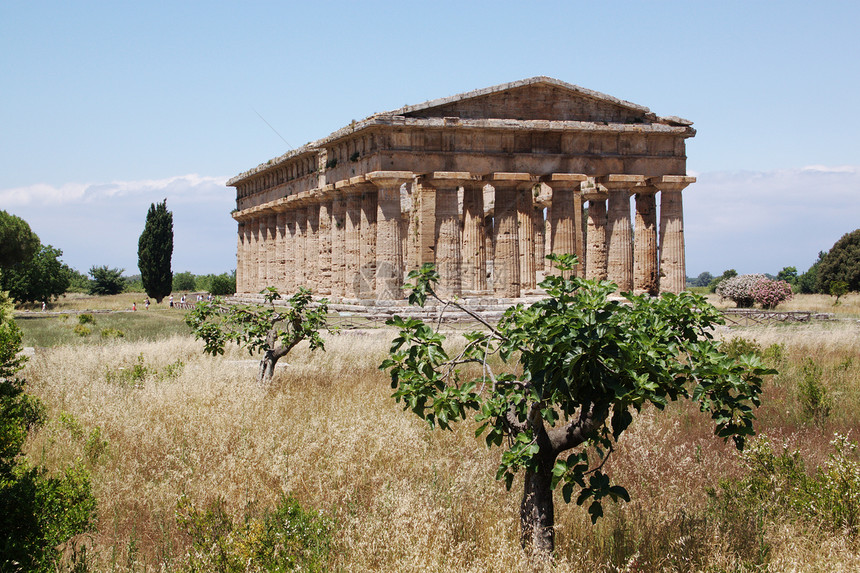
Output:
715 274 766 308
750 278 794 309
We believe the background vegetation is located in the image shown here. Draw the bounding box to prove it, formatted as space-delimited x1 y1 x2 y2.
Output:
10 294 860 571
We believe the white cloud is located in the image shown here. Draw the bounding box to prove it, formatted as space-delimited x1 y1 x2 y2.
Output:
3 167 857 280
2 174 236 275
685 167 860 275
0 174 229 206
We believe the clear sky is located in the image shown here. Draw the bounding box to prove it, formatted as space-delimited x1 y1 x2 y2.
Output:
1 1 858 277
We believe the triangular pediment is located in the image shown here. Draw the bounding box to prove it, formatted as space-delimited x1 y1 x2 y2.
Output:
384 77 667 124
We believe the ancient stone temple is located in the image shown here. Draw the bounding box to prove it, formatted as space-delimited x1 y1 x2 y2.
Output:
228 77 695 302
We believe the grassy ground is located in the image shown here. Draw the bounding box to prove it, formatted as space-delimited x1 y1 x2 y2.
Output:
12 294 860 571
15 308 192 347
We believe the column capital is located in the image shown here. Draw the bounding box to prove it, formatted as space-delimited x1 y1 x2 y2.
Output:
633 184 659 195
597 174 646 189
420 171 481 187
581 184 608 201
484 172 537 183
540 173 588 187
366 171 414 185
648 175 696 191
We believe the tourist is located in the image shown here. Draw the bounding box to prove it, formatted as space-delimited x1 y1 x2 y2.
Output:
144 298 150 309
169 294 174 308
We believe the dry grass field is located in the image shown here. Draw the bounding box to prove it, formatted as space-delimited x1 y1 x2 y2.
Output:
14 295 860 571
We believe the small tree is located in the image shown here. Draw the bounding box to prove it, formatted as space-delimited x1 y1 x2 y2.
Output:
776 266 798 285
715 273 766 307
0 244 71 305
186 287 332 384
88 265 125 295
138 199 174 303
381 255 772 560
750 277 793 309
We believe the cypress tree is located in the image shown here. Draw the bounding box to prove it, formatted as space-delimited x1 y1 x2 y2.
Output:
138 199 174 303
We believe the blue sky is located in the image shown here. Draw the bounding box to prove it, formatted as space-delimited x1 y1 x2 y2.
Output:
1 1 858 276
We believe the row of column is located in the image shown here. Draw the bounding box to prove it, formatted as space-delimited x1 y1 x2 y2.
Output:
234 171 693 300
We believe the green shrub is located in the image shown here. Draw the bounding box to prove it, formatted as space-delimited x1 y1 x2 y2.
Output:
104 353 183 388
73 324 91 337
176 493 334 572
710 433 860 549
1 294 97 572
721 336 763 360
88 265 125 295
173 271 196 292
100 327 125 338
77 313 95 325
798 358 831 424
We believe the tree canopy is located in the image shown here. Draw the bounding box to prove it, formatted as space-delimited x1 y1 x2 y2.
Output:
381 255 773 560
816 229 860 293
0 244 71 304
0 210 40 269
186 287 332 384
88 266 125 295
138 199 174 303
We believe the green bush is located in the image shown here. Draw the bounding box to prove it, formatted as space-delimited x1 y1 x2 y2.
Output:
78 313 95 325
73 324 91 337
173 271 196 292
88 265 125 295
208 273 236 296
1 291 97 572
176 493 334 572
710 433 860 550
100 327 125 338
797 358 831 424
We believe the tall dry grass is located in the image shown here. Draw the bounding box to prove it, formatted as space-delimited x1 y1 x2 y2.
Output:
18 318 860 571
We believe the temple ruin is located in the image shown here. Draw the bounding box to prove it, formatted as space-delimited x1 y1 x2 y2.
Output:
228 77 695 303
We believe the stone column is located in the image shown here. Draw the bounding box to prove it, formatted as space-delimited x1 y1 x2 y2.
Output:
318 196 332 296
235 221 245 294
283 209 296 294
633 186 659 295
600 175 643 292
582 186 609 282
422 173 475 298
344 191 361 298
257 216 267 288
359 189 378 298
534 206 545 275
331 191 347 298
408 181 436 274
462 180 487 292
543 174 587 277
652 175 696 294
247 216 258 293
486 173 535 298
294 206 307 289
368 171 413 300
306 202 321 292
275 211 287 292
517 186 537 290
267 214 278 288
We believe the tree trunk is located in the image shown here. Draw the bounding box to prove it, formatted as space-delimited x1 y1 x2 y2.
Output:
257 350 278 385
520 459 556 560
